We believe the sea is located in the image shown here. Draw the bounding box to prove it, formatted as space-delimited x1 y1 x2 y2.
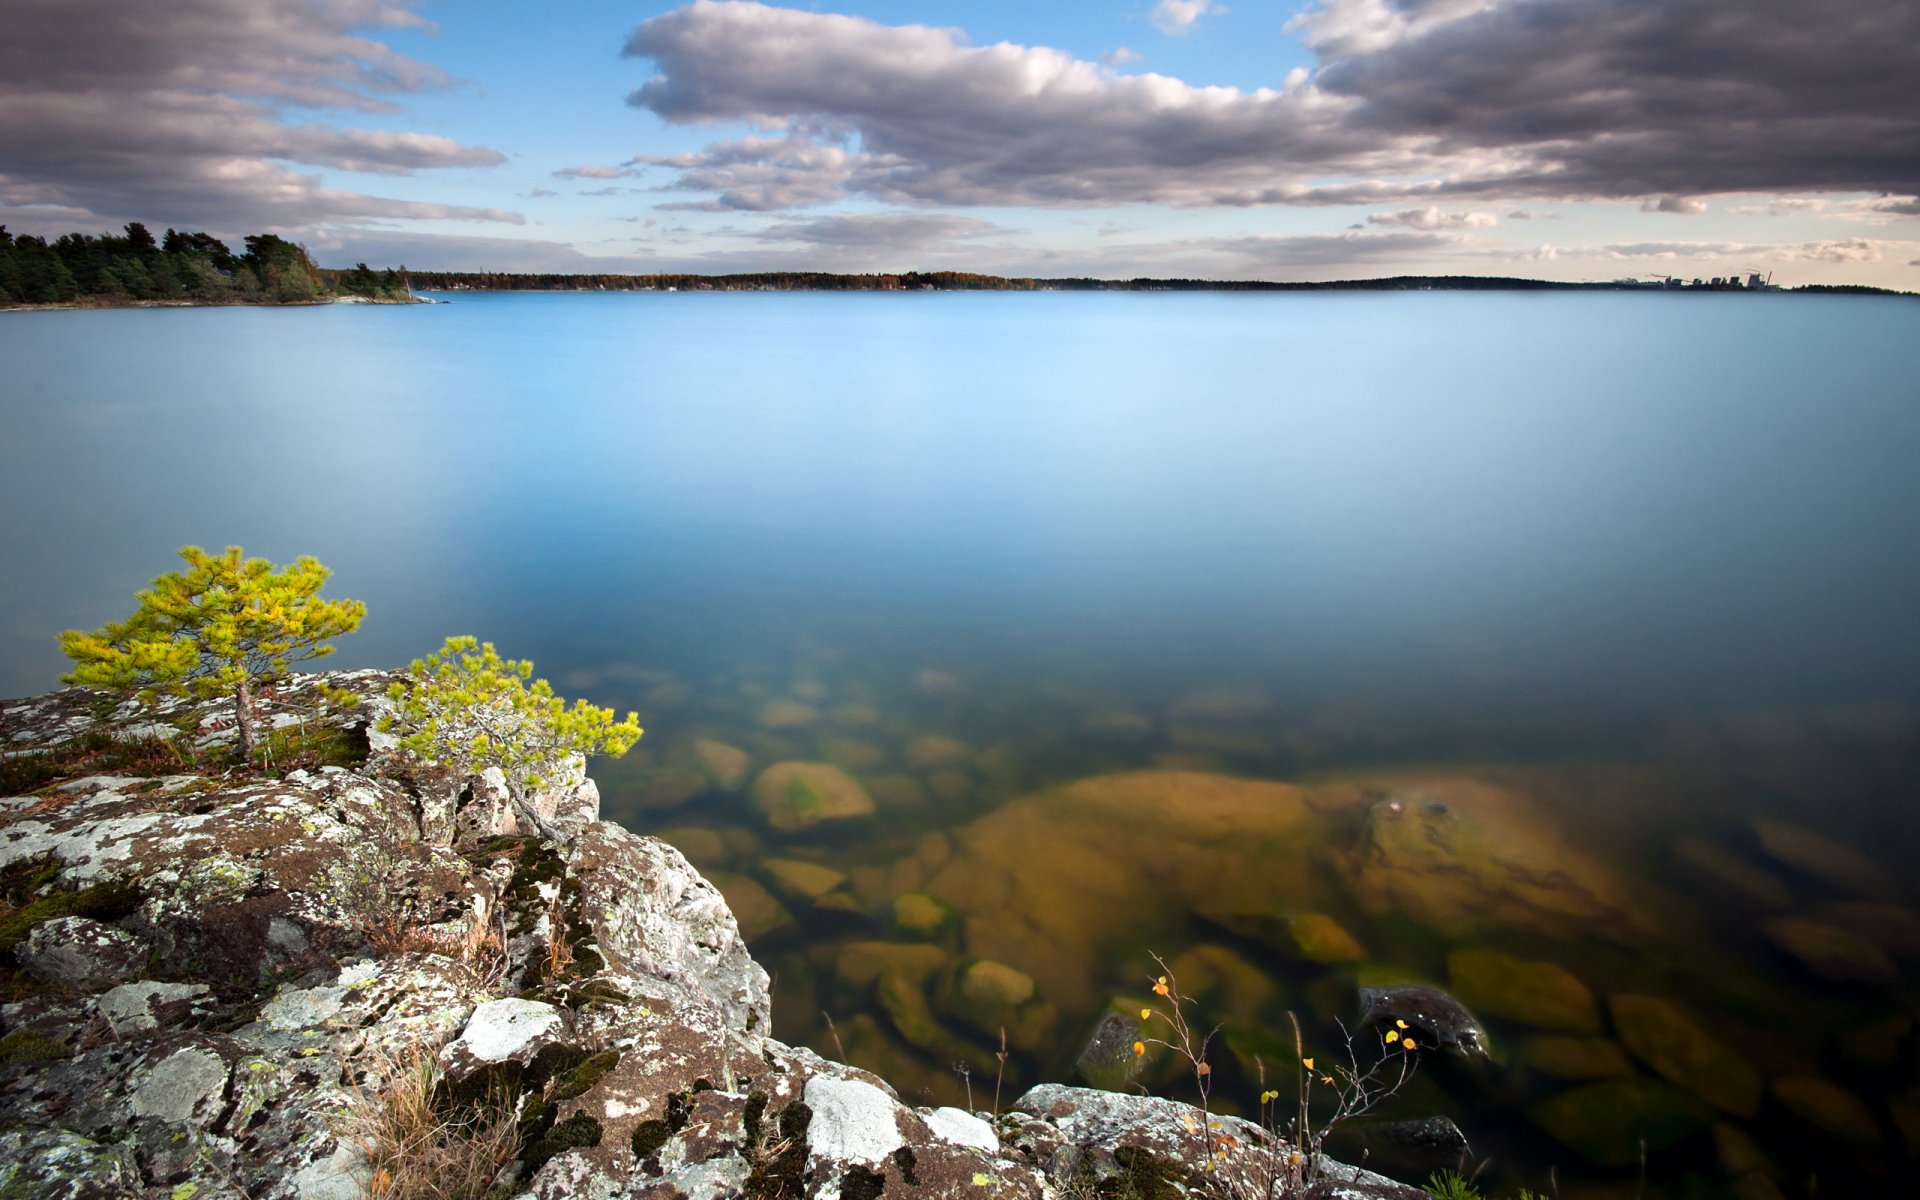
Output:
3 289 1918 1195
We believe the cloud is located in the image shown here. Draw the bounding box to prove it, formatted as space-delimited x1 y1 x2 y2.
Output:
1203 228 1463 270
554 165 640 180
1367 206 1497 230
527 188 560 199
623 1 1920 215
1641 197 1708 215
1100 47 1144 67
305 230 610 272
1151 1 1225 36
1582 237 1907 264
624 2 1431 210
0 0 511 233
752 212 1005 252
1871 195 1920 216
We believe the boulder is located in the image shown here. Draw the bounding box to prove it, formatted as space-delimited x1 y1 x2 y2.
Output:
1751 820 1898 899
1446 948 1600 1033
1771 1077 1879 1146
690 738 749 791
892 892 956 939
16 916 147 989
1518 1035 1636 1080
1760 916 1899 983
1611 994 1763 1117
762 858 850 904
1527 1078 1716 1166
757 699 819 729
750 762 875 832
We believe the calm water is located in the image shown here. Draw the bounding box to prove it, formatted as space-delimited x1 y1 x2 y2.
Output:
4 291 1918 1194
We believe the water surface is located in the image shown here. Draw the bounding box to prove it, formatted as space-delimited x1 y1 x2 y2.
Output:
3 291 1917 1194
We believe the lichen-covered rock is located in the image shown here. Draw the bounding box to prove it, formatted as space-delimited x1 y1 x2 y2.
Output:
16 915 148 988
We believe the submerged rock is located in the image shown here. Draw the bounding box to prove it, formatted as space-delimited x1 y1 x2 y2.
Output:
1324 1116 1473 1184
689 738 749 791
1771 1077 1880 1146
1342 776 1653 941
1760 916 1899 983
1518 1035 1636 1080
757 699 820 729
1446 947 1600 1034
1610 993 1763 1117
1751 819 1899 900
1358 984 1490 1056
749 761 875 832
1527 1078 1716 1166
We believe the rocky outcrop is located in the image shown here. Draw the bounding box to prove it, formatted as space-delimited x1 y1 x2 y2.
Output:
0 676 1417 1198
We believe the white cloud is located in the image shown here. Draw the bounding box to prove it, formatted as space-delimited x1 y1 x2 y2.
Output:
555 165 640 180
1151 1 1225 36
1100 47 1144 67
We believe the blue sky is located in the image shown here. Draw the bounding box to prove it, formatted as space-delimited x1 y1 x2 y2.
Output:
3 1 1916 284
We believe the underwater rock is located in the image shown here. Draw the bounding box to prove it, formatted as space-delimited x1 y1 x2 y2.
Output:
750 762 875 832
1837 1013 1913 1073
618 765 707 811
1673 838 1795 910
1358 984 1489 1056
1168 944 1284 1026
1169 684 1273 723
1073 1012 1147 1092
906 735 973 771
917 769 1319 1014
652 825 727 867
1079 709 1154 740
1324 1116 1472 1184
1341 776 1652 941
1527 1078 1715 1167
915 669 962 697
690 738 749 791
1611 994 1763 1117
1446 948 1600 1034
1760 916 1899 983
948 960 1057 1052
864 773 930 810
1284 913 1368 963
926 767 974 804
828 701 880 725
820 735 886 772
761 858 850 904
1518 1035 1636 1080
834 941 948 997
1813 901 1920 959
702 871 793 943
1771 1077 1879 1146
1713 1120 1782 1184
757 699 819 729
1751 819 1899 899
892 892 955 939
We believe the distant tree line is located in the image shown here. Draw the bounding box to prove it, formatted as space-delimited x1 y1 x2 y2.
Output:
0 223 413 306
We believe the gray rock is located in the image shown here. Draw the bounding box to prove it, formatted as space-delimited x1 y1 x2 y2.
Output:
17 916 148 989
95 980 208 1033
130 1046 230 1125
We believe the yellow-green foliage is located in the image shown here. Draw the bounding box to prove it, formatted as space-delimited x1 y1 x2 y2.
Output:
58 546 364 761
380 637 641 802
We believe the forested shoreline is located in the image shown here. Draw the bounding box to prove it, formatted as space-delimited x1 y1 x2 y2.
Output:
0 223 413 306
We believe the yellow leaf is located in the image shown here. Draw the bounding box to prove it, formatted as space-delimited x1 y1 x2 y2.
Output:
1402 1037 1418 1050
1302 1057 1315 1069
1385 1029 1398 1043
1133 1041 1146 1056
1395 1019 1409 1029
1140 1008 1152 1020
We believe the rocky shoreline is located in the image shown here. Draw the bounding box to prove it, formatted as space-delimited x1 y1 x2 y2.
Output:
0 672 1422 1199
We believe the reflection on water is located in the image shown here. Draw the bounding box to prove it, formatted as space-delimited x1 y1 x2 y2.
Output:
3 291 1918 1194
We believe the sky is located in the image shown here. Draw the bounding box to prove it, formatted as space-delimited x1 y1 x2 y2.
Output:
2 0 1917 285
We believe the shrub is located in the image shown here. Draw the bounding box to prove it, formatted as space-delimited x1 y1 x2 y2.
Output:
379 637 641 839
58 545 364 763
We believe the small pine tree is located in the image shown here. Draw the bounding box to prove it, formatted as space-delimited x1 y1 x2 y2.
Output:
58 546 366 762
379 637 641 839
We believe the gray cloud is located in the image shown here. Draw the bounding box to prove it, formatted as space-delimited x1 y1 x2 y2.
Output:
1642 197 1708 215
0 0 512 233
1368 206 1497 230
752 212 1004 250
623 1 1919 214
554 165 641 180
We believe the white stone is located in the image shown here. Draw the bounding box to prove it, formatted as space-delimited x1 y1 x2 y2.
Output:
802 1075 904 1166
289 1141 369 1200
258 985 347 1032
130 1048 228 1124
96 981 206 1033
452 998 565 1063
922 1106 998 1152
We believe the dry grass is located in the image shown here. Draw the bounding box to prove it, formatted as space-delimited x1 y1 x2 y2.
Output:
338 1040 521 1200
